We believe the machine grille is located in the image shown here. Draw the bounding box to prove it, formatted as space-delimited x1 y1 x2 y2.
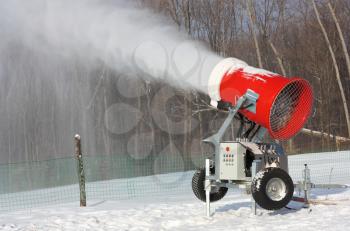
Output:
269 80 313 139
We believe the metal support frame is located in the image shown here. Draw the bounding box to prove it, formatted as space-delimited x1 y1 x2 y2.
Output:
205 159 211 217
204 90 261 217
204 89 261 180
204 89 260 145
251 159 261 215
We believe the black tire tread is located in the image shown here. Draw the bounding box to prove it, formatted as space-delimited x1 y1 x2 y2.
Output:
251 167 294 210
192 168 228 203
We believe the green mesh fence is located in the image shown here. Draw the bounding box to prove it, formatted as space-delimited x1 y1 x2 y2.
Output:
0 158 76 194
0 154 204 212
0 151 349 213
0 158 79 212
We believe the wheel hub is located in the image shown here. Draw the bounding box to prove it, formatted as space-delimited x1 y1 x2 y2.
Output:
265 177 286 201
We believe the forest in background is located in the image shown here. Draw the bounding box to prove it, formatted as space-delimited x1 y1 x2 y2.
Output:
1 0 350 165
138 0 350 153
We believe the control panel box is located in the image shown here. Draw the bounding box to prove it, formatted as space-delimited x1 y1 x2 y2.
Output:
218 142 246 180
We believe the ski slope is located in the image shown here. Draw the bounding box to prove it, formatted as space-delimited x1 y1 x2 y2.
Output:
1 188 349 230
0 151 349 230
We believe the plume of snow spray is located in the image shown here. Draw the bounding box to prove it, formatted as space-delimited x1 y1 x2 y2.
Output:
0 0 221 163
1 0 221 92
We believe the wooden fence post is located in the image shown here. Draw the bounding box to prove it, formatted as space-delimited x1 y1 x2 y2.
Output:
75 134 86 207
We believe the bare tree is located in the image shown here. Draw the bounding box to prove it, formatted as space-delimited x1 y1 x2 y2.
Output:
312 0 350 137
327 2 350 81
246 0 263 68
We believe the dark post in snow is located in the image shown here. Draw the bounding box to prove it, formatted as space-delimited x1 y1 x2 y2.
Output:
75 134 86 207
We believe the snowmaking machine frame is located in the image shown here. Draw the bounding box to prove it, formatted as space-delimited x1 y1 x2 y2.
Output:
191 89 348 216
192 89 292 216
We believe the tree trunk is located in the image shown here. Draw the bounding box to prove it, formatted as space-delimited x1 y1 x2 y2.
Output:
312 0 350 137
182 0 191 34
168 0 180 27
328 2 350 81
246 0 263 68
269 41 287 76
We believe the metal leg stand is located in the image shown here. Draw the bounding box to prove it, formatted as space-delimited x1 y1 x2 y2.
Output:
251 160 261 215
205 159 211 217
294 164 348 208
303 164 311 208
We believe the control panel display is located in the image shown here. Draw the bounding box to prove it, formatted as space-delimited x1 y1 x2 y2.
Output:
218 142 246 180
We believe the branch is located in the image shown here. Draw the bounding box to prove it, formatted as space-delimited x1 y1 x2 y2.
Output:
301 128 350 142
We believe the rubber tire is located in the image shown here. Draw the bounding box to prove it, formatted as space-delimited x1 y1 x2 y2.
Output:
251 167 294 210
192 167 228 203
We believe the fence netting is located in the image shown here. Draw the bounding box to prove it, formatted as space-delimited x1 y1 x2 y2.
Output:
0 149 349 213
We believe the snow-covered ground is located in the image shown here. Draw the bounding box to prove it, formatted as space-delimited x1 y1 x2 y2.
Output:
0 151 349 230
1 187 350 230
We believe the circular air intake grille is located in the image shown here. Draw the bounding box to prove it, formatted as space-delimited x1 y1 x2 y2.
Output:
269 80 313 139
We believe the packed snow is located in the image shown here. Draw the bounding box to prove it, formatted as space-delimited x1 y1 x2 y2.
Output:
1 188 349 231
0 151 349 230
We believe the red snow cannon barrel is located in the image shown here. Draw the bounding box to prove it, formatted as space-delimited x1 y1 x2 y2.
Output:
208 58 313 140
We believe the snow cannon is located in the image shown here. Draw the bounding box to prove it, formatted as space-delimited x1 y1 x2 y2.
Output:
208 58 313 140
191 58 338 214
